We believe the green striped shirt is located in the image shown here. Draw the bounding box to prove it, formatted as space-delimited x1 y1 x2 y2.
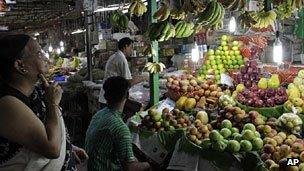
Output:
85 107 135 171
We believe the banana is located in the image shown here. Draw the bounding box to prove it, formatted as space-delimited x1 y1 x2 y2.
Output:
176 22 187 38
153 3 170 21
197 1 217 26
207 3 222 27
158 22 170 42
129 1 137 16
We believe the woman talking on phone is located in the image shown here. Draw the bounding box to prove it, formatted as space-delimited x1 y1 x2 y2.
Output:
0 34 87 170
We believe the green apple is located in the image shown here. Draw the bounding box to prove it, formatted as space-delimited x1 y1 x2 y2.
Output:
218 46 223 51
211 60 216 65
221 41 227 46
227 60 232 65
223 60 227 64
215 70 220 75
237 60 244 65
224 51 229 56
221 35 228 41
232 46 238 51
226 56 231 60
223 46 229 51
220 51 225 55
236 55 242 60
216 74 221 80
218 64 224 69
232 60 237 65
229 65 234 69
234 65 240 69
215 50 221 55
209 55 215 60
234 50 240 55
231 56 236 60
216 59 222 64
229 51 234 56
208 49 215 56
215 55 221 60
232 41 239 46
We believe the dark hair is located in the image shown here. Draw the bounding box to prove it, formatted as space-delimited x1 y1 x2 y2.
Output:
0 34 31 81
103 76 130 104
118 37 133 51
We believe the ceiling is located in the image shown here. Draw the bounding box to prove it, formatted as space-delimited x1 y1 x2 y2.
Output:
0 0 78 31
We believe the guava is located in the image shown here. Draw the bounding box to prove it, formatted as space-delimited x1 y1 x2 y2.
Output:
227 140 241 153
233 133 243 142
242 130 254 141
212 140 227 152
221 119 232 129
252 138 263 150
243 123 256 132
220 128 232 139
240 140 253 152
209 130 224 142
231 127 239 134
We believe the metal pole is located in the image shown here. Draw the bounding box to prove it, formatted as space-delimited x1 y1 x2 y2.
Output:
148 0 160 105
85 10 93 81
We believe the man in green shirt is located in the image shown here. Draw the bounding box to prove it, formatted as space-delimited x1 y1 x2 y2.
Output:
85 76 151 171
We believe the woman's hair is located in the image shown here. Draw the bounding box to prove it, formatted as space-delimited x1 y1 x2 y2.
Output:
103 76 130 104
0 34 31 81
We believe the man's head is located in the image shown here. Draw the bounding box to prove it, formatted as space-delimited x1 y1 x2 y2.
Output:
118 37 133 57
0 34 49 83
103 76 130 105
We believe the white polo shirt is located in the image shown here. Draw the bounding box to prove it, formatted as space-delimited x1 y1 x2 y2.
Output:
98 50 132 103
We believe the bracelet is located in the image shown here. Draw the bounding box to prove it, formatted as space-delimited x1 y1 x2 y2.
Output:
48 103 63 112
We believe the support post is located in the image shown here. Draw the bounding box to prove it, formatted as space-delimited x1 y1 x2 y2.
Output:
148 0 160 105
85 10 93 81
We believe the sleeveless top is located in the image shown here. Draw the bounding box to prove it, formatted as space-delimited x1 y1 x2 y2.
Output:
0 84 77 170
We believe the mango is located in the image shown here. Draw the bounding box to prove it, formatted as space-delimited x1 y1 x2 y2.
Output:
184 98 196 111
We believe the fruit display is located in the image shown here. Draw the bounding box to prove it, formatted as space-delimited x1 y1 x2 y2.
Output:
175 21 195 38
275 0 293 20
148 21 175 42
234 60 260 88
167 75 224 110
198 35 246 82
278 113 303 134
261 132 304 171
284 70 304 114
153 2 170 21
144 62 166 74
218 0 245 11
140 108 192 132
128 0 147 17
292 0 304 10
202 121 263 153
182 0 205 14
250 10 277 29
219 95 236 107
197 1 225 29
186 111 212 145
110 12 129 30
237 85 287 107
170 8 186 20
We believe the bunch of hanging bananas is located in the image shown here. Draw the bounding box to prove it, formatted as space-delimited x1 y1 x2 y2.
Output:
149 21 175 42
276 0 293 20
175 21 195 38
218 0 245 11
238 11 257 28
251 10 277 29
292 0 304 10
197 1 225 29
143 46 152 57
153 2 170 21
128 0 147 17
145 62 166 74
182 0 205 14
110 12 129 30
170 8 186 20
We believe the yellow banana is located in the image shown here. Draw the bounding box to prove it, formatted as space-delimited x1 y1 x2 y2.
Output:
129 1 138 16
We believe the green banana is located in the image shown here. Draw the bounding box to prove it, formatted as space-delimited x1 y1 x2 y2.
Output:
197 1 217 26
158 22 170 41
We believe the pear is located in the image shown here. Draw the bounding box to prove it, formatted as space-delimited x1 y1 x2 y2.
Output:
268 74 280 89
258 78 268 89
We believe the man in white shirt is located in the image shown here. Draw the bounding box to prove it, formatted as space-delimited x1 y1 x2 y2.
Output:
99 37 144 105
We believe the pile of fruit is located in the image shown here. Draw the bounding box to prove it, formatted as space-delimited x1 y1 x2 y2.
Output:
110 12 129 30
277 113 303 134
128 0 147 17
234 60 260 88
148 21 175 42
200 121 264 153
186 111 212 145
284 70 304 114
197 1 225 29
140 108 192 132
170 79 224 111
198 35 246 82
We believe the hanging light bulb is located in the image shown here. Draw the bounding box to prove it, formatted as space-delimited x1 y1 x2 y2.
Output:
191 42 200 63
273 31 283 64
60 46 65 52
60 41 64 47
229 16 237 33
48 45 53 52
56 48 61 54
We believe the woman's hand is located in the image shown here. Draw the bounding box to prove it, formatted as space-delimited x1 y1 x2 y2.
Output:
72 145 88 164
40 74 62 105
